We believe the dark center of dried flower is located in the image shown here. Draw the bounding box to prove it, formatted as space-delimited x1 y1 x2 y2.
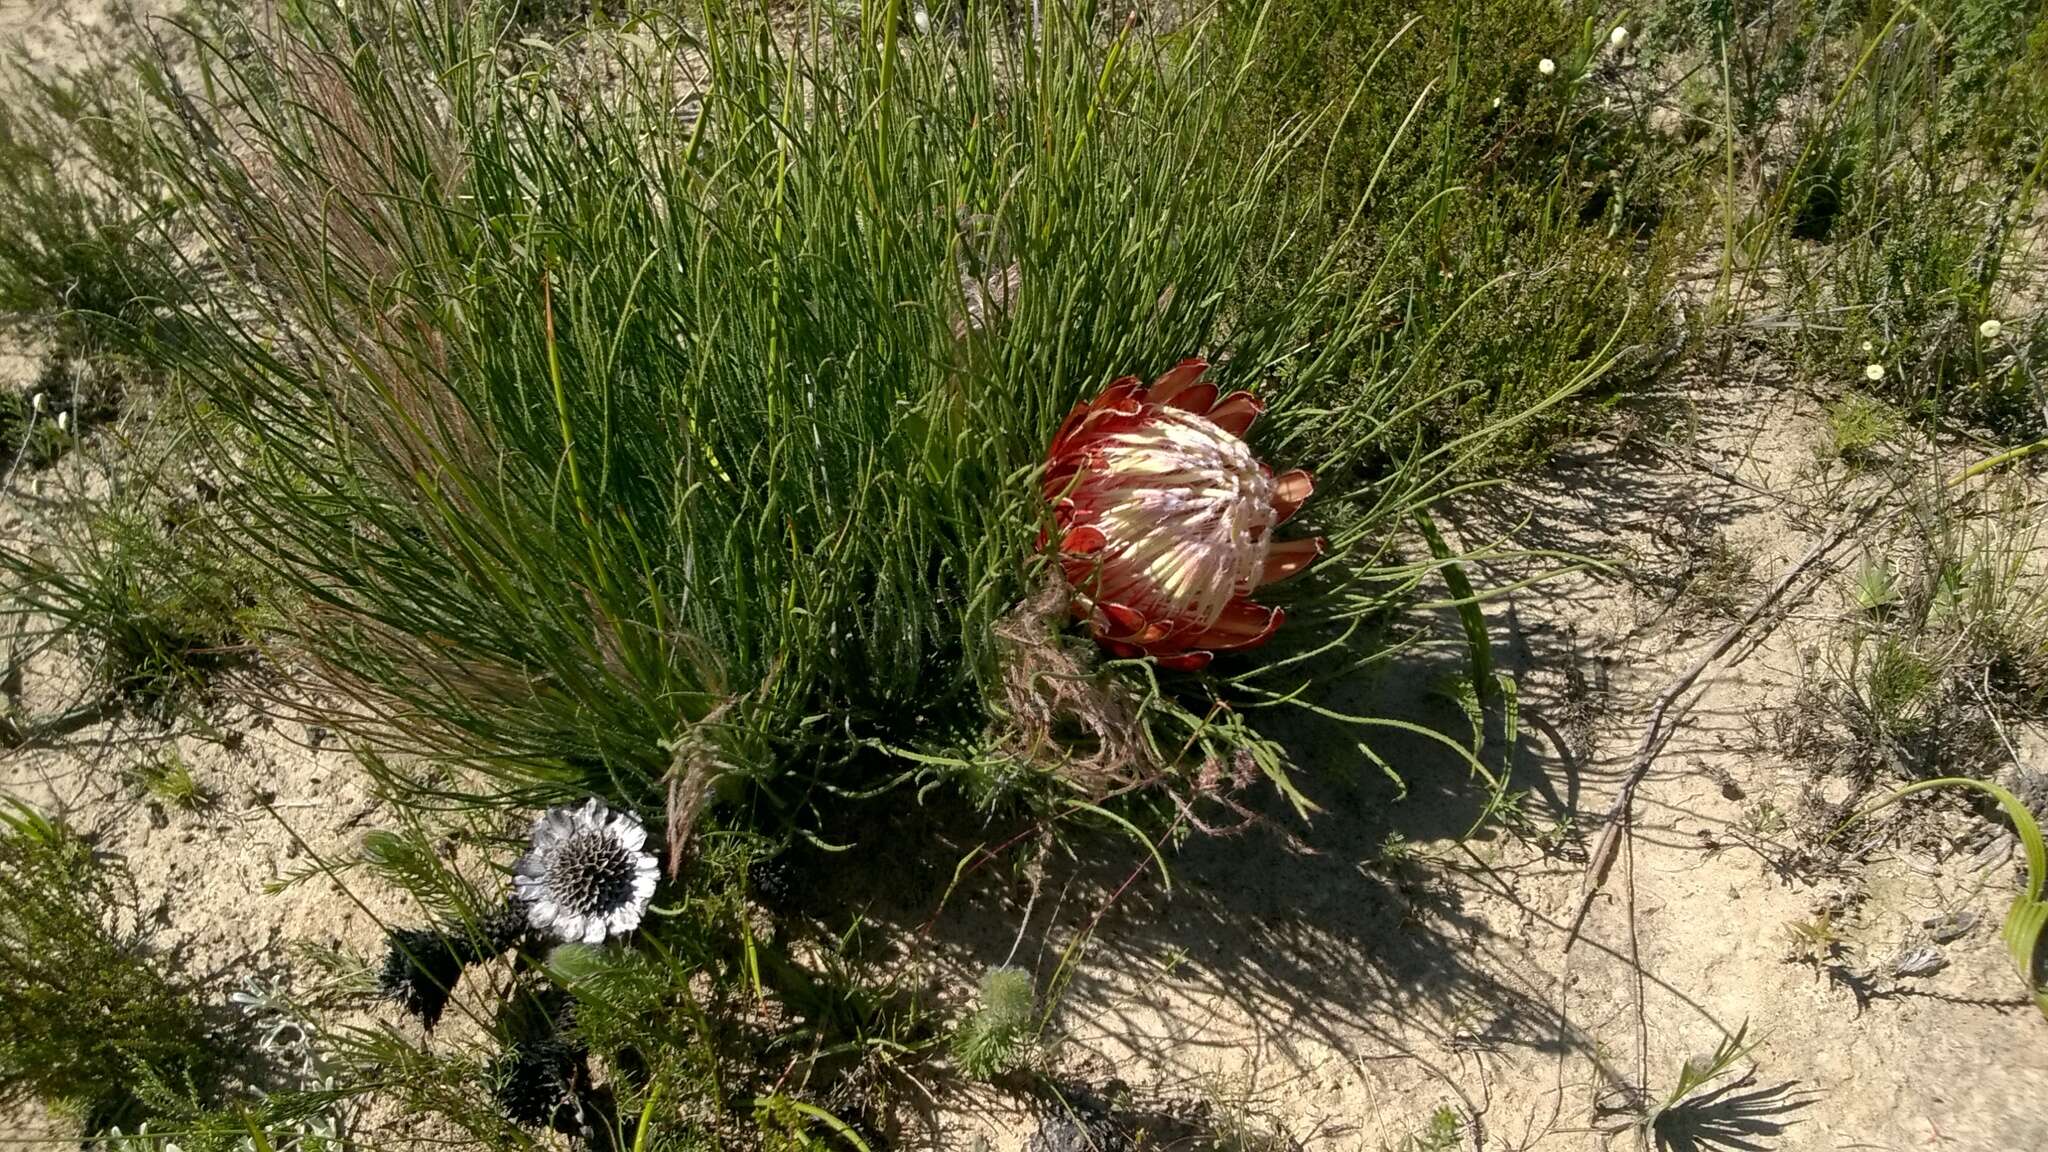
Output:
543 830 638 917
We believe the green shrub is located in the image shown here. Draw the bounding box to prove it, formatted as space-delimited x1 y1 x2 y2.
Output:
0 798 222 1129
1769 0 2048 440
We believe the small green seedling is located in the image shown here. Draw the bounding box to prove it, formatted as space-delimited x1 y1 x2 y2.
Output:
950 966 1036 1079
1385 1104 1463 1152
132 750 212 811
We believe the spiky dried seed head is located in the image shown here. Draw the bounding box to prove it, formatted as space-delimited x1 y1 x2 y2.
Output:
450 901 528 963
747 855 799 910
490 1036 580 1129
376 926 464 1029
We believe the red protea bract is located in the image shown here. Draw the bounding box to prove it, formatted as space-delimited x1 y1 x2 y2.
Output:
1043 358 1322 670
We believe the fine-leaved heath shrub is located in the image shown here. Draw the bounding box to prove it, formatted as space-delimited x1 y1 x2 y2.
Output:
0 798 222 1129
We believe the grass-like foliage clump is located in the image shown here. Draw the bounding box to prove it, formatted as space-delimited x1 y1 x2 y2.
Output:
143 0 1577 827
2 500 250 720
0 4 178 351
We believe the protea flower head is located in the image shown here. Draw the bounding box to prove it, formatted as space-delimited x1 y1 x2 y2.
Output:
1043 358 1322 670
512 799 659 944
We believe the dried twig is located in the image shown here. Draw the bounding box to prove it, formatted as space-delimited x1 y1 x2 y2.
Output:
1563 499 1880 952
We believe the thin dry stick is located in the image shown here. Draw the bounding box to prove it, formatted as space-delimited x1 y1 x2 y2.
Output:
1625 817 1650 1143
1563 500 1879 952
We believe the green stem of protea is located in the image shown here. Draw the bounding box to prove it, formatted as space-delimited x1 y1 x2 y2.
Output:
1951 438 2048 486
1415 509 1493 699
632 1075 663 1152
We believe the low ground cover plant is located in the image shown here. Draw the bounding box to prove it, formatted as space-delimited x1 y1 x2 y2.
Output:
0 798 224 1129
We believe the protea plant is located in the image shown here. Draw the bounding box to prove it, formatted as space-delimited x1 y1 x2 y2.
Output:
1043 359 1322 670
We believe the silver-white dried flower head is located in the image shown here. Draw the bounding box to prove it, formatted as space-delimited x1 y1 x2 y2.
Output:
512 799 659 944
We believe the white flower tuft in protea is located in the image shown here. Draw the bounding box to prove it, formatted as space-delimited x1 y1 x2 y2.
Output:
1043 359 1321 670
512 799 659 944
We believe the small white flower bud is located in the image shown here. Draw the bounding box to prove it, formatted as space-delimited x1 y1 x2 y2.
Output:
30 393 45 413
1610 25 1629 48
1860 340 1873 353
1537 58 1557 76
1978 319 2002 339
56 411 70 432
1864 363 1885 382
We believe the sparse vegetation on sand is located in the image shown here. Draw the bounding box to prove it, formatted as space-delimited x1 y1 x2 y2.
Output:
0 0 2045 1148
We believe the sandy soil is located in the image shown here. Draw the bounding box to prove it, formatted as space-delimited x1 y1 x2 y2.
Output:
899 369 2048 1151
